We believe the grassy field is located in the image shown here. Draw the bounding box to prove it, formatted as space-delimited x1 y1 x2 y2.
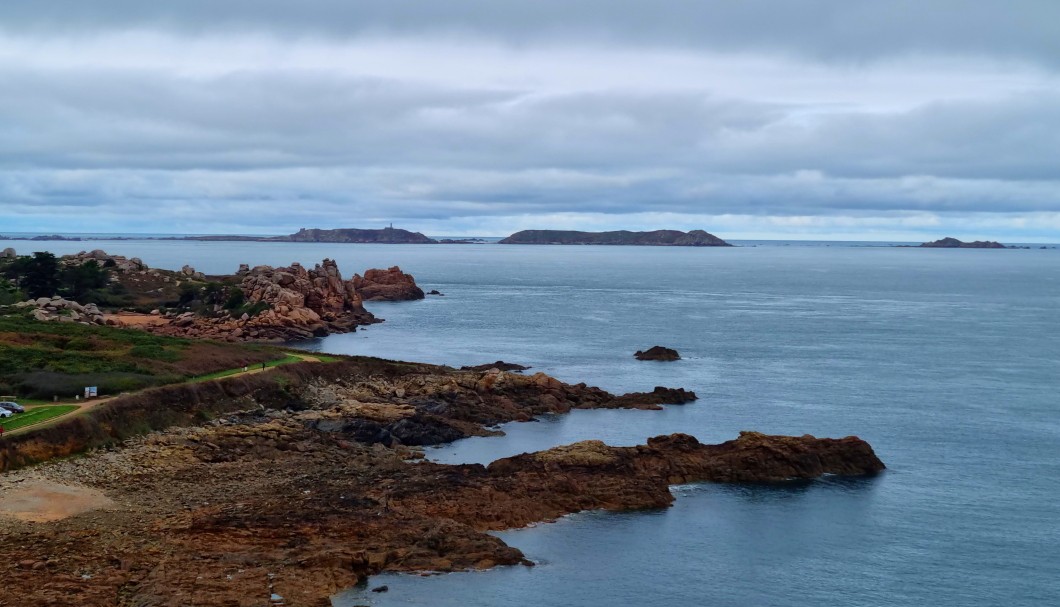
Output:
0 405 79 432
0 312 281 399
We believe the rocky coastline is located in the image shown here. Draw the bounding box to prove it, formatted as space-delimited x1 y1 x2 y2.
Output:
0 358 884 606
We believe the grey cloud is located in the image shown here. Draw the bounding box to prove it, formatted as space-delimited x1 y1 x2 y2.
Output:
4 66 1059 186
3 1 1060 66
2 2 1059 238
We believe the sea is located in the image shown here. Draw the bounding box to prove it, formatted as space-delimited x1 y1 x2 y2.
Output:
2 236 1058 607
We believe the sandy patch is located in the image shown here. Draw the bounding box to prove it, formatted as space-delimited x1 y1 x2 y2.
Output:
0 479 114 522
104 312 170 327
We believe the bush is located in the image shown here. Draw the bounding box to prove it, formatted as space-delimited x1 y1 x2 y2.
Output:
64 337 99 351
224 287 245 310
129 344 181 361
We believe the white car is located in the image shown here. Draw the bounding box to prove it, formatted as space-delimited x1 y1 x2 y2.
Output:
0 409 12 418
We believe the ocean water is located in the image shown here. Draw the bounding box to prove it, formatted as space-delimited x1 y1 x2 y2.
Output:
4 238 1058 606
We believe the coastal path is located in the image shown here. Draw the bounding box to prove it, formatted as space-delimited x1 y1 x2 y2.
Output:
1 352 326 437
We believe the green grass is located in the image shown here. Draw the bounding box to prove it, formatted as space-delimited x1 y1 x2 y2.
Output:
0 405 79 432
313 353 342 363
188 355 304 383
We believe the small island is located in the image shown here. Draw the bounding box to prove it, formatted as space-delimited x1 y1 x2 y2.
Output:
919 237 1006 249
499 229 731 246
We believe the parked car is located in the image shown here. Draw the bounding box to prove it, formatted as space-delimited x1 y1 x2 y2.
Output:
0 401 24 413
0 409 12 418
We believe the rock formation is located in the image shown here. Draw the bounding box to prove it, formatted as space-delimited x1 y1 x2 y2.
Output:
499 229 731 246
919 237 1006 248
460 361 531 372
635 345 681 361
1 247 15 259
9 297 106 325
151 259 379 341
65 249 147 272
351 266 425 301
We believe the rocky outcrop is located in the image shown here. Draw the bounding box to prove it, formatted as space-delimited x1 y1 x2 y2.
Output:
609 386 697 409
499 229 731 246
65 249 147 272
919 237 1006 248
150 259 379 341
461 361 531 372
1 247 15 259
351 266 425 301
635 346 681 361
10 297 106 325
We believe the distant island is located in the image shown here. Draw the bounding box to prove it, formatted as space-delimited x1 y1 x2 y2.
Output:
0 234 83 241
919 237 1006 249
182 227 438 244
498 229 731 246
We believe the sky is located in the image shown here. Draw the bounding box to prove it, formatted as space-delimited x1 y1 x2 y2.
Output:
1 1 1059 241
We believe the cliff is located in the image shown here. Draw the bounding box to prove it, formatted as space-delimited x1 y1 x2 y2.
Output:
919 237 1006 249
499 229 731 246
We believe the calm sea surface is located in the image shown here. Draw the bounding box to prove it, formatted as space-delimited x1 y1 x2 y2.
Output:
4 239 1058 606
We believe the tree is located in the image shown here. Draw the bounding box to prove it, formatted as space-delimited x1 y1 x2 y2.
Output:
61 260 109 299
8 252 60 298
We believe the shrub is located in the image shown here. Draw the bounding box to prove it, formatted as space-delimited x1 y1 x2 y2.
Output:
224 287 246 310
129 344 181 361
64 337 98 351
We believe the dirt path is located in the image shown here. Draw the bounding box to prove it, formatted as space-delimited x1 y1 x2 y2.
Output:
5 352 322 437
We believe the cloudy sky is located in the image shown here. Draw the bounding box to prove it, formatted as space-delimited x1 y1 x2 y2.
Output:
2 1 1059 241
